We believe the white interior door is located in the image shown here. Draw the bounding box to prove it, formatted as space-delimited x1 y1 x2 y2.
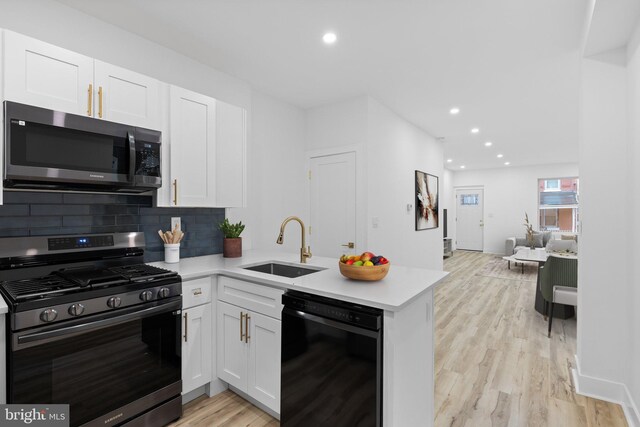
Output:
309 152 356 257
456 188 484 251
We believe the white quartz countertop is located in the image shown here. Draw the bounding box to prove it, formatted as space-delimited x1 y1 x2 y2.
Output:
150 250 448 311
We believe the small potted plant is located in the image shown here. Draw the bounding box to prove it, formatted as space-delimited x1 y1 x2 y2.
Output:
219 218 245 258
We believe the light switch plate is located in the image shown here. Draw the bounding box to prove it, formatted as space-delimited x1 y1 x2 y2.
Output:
171 217 181 231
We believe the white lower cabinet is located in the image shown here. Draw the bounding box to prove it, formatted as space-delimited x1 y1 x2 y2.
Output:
247 310 281 411
182 278 213 394
217 277 282 414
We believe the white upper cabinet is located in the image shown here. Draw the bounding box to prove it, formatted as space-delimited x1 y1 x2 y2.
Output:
3 30 93 115
3 31 160 129
215 100 246 208
162 86 247 208
94 61 160 129
169 86 217 207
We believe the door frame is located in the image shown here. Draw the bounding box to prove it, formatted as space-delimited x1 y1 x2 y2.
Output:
306 144 366 254
453 186 485 252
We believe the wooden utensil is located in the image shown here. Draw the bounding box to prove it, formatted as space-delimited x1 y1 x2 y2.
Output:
158 230 167 244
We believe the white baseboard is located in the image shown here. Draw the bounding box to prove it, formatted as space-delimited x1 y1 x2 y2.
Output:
573 354 640 427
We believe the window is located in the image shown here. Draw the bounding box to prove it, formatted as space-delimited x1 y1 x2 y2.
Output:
460 194 479 205
538 177 579 232
544 179 560 191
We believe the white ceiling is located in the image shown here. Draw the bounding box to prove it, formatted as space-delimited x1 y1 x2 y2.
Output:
55 0 587 171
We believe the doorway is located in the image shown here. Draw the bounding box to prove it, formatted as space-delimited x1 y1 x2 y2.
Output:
309 152 357 257
455 188 484 251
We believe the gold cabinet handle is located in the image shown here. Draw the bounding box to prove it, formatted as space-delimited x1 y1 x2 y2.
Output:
341 242 355 249
245 313 250 343
87 84 93 116
173 179 178 206
239 312 245 342
183 312 188 342
98 86 103 118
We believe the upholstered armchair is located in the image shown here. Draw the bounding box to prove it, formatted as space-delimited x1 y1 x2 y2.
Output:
539 255 578 337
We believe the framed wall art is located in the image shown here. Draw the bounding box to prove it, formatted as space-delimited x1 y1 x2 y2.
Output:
415 170 439 231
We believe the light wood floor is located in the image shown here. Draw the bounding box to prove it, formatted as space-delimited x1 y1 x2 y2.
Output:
170 251 627 426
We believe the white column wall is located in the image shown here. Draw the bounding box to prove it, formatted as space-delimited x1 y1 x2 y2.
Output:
576 56 632 402
627 22 640 418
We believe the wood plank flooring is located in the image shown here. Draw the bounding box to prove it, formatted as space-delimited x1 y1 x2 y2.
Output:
169 251 627 426
435 251 626 427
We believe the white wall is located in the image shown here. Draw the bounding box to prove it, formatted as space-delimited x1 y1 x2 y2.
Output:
228 93 307 254
305 96 444 270
451 163 578 254
366 98 444 270
306 97 369 151
628 22 640 419
576 53 632 409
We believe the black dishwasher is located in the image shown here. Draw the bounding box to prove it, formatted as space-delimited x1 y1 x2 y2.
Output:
281 291 383 427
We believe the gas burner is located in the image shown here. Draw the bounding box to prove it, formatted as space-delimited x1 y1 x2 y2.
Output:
110 264 178 282
55 267 128 287
3 275 82 302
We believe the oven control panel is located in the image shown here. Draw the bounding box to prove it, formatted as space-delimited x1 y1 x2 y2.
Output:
48 235 114 251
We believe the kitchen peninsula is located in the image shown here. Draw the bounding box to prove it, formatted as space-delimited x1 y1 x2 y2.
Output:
152 250 448 427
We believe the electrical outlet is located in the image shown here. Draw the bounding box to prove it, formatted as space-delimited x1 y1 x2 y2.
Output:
171 217 181 231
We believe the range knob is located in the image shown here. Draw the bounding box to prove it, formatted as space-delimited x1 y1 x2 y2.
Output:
40 308 58 323
157 288 171 299
107 297 122 309
68 303 85 316
139 290 153 302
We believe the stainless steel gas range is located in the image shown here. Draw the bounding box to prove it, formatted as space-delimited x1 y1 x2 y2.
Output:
0 232 182 427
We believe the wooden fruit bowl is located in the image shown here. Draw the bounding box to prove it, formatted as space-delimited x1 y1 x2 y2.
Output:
338 261 390 281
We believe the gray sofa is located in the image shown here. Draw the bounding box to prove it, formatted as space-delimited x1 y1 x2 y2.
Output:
505 231 578 255
505 231 552 255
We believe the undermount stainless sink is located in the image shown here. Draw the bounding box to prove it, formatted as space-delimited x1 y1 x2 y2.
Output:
242 262 325 278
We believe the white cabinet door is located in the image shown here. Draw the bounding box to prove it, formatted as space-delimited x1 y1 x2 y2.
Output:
94 61 160 129
169 86 216 207
216 301 247 390
247 311 281 413
182 303 212 394
3 30 93 115
215 100 246 207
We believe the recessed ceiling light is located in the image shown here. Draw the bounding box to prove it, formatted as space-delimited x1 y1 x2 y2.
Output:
484 141 492 147
460 165 466 169
471 128 479 134
504 162 510 166
446 159 453 163
322 32 337 44
449 107 460 115
497 154 503 158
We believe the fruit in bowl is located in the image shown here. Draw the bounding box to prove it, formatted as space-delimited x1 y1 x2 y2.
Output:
339 251 390 281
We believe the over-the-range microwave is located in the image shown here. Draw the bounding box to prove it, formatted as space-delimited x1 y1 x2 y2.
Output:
3 101 162 193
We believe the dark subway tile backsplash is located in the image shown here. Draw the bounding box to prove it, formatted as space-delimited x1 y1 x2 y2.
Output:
0 191 225 262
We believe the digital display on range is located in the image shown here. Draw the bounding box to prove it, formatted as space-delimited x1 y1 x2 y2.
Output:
48 235 114 251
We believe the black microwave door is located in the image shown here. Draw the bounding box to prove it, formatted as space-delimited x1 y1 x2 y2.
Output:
4 102 133 187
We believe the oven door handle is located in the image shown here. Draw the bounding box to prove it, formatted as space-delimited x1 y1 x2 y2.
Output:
16 299 182 349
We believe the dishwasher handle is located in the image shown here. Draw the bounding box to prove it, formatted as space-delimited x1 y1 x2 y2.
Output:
282 307 380 338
